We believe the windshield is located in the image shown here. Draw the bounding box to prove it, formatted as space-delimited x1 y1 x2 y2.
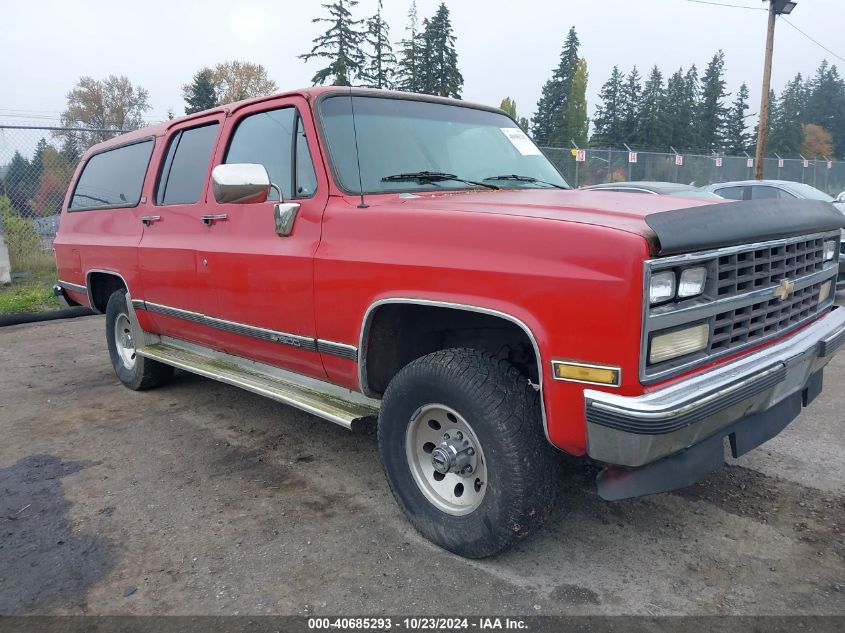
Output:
786 183 834 202
319 95 569 194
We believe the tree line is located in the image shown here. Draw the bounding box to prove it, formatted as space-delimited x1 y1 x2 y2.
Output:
541 27 845 159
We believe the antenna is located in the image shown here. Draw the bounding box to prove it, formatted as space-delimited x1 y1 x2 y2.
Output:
348 86 368 209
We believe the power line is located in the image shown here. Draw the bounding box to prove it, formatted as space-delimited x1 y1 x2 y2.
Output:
683 0 766 10
781 18 845 65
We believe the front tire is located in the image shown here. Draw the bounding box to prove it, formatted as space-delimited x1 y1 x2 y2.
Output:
105 289 173 390
378 348 561 558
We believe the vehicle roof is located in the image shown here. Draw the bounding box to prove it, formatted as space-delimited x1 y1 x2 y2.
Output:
584 181 701 192
80 87 508 157
707 180 803 188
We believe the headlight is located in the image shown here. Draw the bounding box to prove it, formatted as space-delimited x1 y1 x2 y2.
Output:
649 324 710 364
678 267 707 298
823 240 837 261
649 271 676 305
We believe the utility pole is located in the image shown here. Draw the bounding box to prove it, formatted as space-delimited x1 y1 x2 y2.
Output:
754 0 797 180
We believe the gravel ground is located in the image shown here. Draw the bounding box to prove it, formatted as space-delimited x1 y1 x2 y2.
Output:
1 304 844 616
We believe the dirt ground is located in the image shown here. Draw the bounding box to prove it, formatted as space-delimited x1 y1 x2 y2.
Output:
1 305 844 616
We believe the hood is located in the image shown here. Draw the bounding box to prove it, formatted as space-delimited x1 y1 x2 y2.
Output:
386 188 715 238
364 189 845 255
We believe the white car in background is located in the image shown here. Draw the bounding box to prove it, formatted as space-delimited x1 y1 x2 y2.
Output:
703 180 845 291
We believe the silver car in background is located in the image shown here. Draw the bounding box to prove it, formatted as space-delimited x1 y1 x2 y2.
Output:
703 180 845 291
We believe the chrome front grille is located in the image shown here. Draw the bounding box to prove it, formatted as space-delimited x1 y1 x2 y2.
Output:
715 237 825 297
642 231 840 383
710 281 823 352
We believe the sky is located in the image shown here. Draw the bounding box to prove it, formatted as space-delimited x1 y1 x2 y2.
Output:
1 0 843 155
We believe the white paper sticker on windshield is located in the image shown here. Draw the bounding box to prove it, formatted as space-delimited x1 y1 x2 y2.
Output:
500 127 542 156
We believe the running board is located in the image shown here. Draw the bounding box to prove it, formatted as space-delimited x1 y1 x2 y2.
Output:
136 337 380 428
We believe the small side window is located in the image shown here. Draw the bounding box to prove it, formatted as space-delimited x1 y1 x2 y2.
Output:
295 116 318 198
156 123 219 205
70 139 154 210
714 186 745 201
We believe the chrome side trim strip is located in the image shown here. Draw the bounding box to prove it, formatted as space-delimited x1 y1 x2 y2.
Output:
357 298 550 443
142 301 317 351
135 300 358 360
58 280 87 294
317 339 358 361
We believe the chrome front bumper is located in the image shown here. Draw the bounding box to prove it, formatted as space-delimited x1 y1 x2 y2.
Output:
585 306 845 469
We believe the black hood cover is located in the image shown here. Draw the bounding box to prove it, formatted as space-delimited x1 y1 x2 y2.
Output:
646 199 845 256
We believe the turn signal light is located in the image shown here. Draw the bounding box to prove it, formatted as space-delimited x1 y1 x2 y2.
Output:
552 361 621 387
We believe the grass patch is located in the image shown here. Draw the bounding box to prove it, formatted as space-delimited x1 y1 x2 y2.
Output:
0 270 61 315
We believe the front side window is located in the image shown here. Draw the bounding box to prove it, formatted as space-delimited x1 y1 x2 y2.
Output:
70 140 154 210
319 96 569 194
224 108 317 200
156 123 219 205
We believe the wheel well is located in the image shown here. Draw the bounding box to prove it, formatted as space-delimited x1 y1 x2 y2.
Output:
87 272 126 313
362 303 540 396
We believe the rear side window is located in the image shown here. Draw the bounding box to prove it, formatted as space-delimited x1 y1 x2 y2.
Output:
714 186 745 200
156 123 219 205
70 140 154 210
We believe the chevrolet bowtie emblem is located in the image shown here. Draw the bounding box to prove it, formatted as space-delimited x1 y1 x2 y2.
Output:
773 278 795 301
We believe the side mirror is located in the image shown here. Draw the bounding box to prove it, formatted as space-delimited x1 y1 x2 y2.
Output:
837 192 845 203
211 163 271 204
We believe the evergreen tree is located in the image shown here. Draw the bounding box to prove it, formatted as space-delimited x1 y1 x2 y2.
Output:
360 0 396 89
769 74 806 156
500 97 529 131
636 66 668 148
4 152 36 217
563 58 589 147
620 66 642 145
805 60 845 157
182 68 217 114
395 1 422 92
31 138 49 179
680 65 702 149
531 27 581 145
417 3 463 98
591 66 625 147
299 0 365 86
724 82 751 154
698 50 729 151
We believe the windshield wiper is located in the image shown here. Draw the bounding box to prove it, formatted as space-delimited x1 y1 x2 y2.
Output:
483 174 569 189
381 171 499 190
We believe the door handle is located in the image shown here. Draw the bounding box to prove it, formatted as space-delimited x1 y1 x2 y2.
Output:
201 214 228 226
273 203 301 237
141 215 161 226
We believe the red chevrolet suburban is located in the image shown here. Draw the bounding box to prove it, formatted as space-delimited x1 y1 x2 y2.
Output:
54 88 845 557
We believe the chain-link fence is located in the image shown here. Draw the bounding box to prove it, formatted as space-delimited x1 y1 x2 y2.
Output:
0 124 127 290
543 146 845 194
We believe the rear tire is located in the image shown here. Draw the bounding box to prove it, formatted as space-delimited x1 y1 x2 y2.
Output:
378 348 561 558
105 289 173 390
